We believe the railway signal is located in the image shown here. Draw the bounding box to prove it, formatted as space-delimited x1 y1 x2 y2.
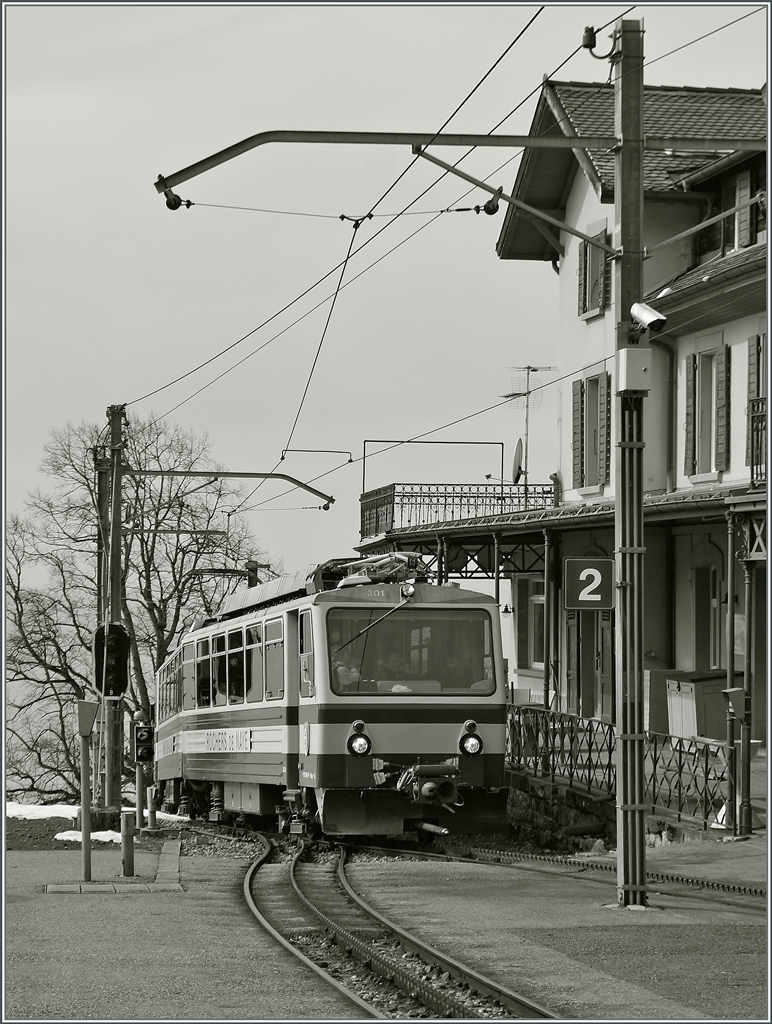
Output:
92 623 130 697
133 723 155 763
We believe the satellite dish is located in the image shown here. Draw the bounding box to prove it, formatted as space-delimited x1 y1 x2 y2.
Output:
512 438 524 484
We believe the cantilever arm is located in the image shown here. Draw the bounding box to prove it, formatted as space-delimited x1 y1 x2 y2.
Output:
123 468 335 508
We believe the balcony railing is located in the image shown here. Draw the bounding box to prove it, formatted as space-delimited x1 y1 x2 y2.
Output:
360 482 555 539
749 396 766 485
507 706 734 831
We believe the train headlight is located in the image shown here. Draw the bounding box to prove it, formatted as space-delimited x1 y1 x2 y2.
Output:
401 583 415 599
347 733 372 757
459 732 483 756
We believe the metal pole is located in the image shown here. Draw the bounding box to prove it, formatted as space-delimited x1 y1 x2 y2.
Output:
739 559 755 834
612 18 647 909
135 765 145 831
543 530 552 710
79 734 92 882
726 710 737 835
524 366 531 508
726 514 736 693
147 787 157 830
95 458 110 809
120 812 135 877
494 534 501 604
105 405 125 810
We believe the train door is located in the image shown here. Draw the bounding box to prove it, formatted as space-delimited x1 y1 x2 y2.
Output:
295 608 317 791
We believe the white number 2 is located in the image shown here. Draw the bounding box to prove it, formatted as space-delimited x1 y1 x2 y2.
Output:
578 568 603 601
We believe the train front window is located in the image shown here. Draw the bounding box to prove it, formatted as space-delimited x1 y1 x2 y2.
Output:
328 608 495 696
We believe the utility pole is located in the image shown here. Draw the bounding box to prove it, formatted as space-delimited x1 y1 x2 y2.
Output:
611 19 647 908
105 404 126 810
94 449 111 806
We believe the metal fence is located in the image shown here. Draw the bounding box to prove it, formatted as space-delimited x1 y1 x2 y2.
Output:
507 706 733 830
360 482 555 538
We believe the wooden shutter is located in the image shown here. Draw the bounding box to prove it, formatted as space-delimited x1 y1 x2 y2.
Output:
736 171 752 248
596 232 607 310
715 344 730 471
577 241 586 315
572 379 584 487
684 355 697 476
746 335 760 464
598 372 611 484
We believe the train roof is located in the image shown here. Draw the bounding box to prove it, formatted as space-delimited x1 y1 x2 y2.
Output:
192 553 495 630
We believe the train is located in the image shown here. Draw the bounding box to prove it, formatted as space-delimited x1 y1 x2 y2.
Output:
154 552 509 838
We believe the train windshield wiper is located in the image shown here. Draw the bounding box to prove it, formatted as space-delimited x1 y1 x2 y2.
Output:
333 597 411 654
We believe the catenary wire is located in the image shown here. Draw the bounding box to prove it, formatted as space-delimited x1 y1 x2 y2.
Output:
131 7 751 431
236 285 755 515
150 10 638 426
127 12 546 410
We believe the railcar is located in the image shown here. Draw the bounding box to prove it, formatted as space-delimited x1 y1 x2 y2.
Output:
154 553 508 837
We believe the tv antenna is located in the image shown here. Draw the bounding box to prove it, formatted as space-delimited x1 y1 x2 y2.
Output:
504 365 556 503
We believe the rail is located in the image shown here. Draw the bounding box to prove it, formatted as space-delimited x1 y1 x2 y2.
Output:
360 482 555 539
506 706 733 830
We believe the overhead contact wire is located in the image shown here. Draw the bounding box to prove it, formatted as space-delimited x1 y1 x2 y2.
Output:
127 11 545 412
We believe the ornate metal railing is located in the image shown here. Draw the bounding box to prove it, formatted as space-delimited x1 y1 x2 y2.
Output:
749 396 766 485
506 706 733 830
360 482 555 539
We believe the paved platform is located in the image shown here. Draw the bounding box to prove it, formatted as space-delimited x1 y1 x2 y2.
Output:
6 799 768 1020
6 840 365 1021
348 841 768 1020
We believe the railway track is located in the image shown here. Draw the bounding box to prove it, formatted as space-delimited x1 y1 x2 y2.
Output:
242 834 557 1019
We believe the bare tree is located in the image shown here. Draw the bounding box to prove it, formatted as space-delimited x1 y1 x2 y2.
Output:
6 413 274 802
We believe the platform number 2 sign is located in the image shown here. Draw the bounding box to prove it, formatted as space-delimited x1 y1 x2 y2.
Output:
564 558 615 610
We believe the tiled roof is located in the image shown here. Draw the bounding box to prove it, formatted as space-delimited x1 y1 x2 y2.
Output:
550 81 766 192
650 243 767 301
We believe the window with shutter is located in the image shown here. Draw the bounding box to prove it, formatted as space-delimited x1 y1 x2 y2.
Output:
746 333 767 480
684 355 697 476
573 372 610 489
598 372 610 484
714 345 730 472
572 379 584 487
577 231 609 318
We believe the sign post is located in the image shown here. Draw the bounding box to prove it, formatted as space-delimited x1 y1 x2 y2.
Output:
77 700 99 882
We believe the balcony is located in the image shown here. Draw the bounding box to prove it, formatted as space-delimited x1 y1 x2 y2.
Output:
360 482 555 540
749 396 766 486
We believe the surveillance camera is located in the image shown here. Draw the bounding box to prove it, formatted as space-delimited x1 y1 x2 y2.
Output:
630 302 667 333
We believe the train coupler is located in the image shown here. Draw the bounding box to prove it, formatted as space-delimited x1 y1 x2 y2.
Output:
397 762 461 810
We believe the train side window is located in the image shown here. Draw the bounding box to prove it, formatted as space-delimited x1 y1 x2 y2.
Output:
212 634 227 706
196 638 211 708
182 644 195 710
173 652 182 715
246 624 263 703
227 629 245 704
158 665 166 722
265 618 284 700
299 610 314 697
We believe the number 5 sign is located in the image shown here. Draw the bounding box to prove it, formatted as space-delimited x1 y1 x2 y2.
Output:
564 558 615 610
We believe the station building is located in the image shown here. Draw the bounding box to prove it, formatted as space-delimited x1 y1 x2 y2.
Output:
356 77 767 826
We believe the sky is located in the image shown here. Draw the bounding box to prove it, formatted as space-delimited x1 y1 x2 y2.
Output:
4 2 769 577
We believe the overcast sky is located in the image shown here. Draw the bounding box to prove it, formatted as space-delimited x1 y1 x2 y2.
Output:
5 2 768 574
